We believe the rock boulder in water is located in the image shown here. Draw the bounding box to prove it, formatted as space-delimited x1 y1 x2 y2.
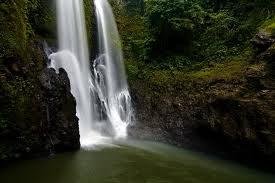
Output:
39 68 80 152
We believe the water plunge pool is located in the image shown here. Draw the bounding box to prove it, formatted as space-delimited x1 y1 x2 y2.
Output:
0 140 274 183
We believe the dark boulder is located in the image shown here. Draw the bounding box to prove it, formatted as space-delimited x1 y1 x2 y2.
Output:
39 68 80 152
262 44 275 77
251 32 275 54
0 50 80 163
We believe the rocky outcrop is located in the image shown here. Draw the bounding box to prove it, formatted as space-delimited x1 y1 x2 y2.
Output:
129 33 275 171
0 44 79 163
39 68 80 152
129 68 275 170
251 32 275 54
0 1 80 163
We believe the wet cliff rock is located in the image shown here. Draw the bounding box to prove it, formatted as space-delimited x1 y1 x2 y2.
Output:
251 32 275 54
0 1 80 163
39 68 80 152
129 33 275 171
129 68 275 171
0 44 80 163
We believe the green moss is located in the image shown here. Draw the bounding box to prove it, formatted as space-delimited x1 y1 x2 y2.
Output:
125 60 140 81
27 0 56 41
266 23 275 36
0 74 44 130
126 58 249 90
0 0 48 131
188 60 246 81
260 16 275 36
0 0 29 60
261 15 275 26
83 0 95 49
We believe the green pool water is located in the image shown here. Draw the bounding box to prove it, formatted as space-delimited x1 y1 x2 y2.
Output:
0 140 274 183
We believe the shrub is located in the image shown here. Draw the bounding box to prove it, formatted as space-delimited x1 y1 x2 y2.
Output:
267 23 275 36
144 0 206 57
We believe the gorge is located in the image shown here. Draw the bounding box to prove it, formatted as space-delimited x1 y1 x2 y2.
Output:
0 0 275 182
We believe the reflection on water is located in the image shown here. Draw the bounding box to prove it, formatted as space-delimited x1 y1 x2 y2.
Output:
0 140 274 183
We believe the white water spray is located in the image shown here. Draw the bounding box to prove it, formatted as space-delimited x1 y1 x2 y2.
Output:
48 0 133 147
93 0 133 138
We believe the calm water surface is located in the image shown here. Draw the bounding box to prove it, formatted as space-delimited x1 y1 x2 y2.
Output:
0 140 274 183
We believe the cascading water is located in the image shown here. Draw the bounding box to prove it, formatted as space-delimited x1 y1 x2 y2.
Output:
48 0 133 147
49 0 95 145
92 0 133 138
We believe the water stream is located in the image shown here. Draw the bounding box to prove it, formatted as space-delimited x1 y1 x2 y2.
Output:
92 0 133 139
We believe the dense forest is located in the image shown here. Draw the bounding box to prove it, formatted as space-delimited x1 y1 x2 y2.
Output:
0 0 275 174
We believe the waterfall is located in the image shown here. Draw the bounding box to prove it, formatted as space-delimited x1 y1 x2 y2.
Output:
93 0 133 138
48 0 133 147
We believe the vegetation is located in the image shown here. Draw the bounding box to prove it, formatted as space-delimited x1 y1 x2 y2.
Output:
120 1 275 164
112 0 275 74
0 0 274 164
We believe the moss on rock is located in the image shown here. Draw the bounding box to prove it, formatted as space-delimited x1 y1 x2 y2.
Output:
0 0 80 162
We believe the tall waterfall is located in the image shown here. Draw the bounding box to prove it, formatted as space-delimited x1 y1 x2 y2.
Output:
93 0 133 138
48 0 133 147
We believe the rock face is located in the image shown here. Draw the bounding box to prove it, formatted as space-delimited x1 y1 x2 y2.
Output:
129 33 275 170
0 1 80 162
129 69 275 170
0 44 80 163
251 32 275 54
39 68 80 152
